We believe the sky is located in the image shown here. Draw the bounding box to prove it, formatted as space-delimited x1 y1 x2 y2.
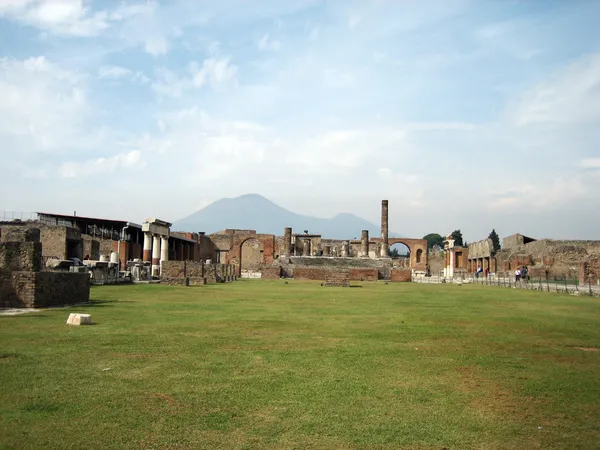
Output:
1 0 599 242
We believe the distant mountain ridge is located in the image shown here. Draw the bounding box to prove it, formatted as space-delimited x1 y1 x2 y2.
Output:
173 194 398 239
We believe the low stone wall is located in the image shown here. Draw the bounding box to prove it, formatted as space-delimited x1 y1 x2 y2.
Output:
349 268 378 282
391 269 412 282
160 260 235 285
294 267 379 282
262 267 281 279
161 277 206 286
1 269 89 308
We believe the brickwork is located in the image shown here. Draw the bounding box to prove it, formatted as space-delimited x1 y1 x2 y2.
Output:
349 268 378 281
293 267 379 282
391 269 412 282
261 267 281 279
0 230 90 308
325 271 350 287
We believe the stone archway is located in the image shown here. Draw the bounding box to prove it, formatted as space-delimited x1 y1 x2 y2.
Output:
378 237 428 271
240 238 264 274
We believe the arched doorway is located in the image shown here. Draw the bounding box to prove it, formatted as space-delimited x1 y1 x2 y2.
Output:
389 242 410 268
240 238 264 277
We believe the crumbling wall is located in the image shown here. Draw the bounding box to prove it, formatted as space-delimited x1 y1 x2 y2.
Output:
261 267 281 279
293 267 379 282
580 257 600 286
391 269 412 282
0 227 89 308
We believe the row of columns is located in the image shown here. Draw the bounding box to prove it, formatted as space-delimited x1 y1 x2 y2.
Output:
143 232 169 277
469 257 494 273
281 199 387 258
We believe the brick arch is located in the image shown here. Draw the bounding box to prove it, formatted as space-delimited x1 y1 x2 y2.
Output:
228 234 276 275
373 237 428 271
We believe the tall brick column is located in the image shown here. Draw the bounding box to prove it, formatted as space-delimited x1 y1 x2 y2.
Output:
361 230 369 257
152 234 161 277
380 200 389 257
143 232 152 262
284 227 292 255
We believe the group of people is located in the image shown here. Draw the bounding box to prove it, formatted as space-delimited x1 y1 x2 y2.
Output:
515 266 529 282
475 266 489 278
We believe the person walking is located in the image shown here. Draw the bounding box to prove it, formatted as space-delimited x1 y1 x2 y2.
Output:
515 267 521 282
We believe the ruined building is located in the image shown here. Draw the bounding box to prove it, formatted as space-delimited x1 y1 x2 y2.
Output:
0 227 89 308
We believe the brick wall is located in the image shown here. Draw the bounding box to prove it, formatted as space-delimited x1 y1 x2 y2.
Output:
391 269 412 282
293 267 328 281
349 268 378 281
293 267 379 281
262 267 281 279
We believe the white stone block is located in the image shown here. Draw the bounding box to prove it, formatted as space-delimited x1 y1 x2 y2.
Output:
66 313 92 326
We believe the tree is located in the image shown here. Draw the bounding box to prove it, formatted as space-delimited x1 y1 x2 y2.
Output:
388 248 400 258
422 233 444 249
488 229 501 252
451 229 464 247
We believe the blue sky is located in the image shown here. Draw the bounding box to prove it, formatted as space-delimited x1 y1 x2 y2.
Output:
1 0 599 241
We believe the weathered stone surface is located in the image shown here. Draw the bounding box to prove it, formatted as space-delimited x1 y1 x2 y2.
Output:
391 269 412 282
66 313 92 326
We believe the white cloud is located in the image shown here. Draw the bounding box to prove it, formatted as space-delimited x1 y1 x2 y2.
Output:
0 0 111 36
511 52 600 126
152 58 238 98
97 65 132 79
258 32 281 51
58 150 142 178
0 56 88 153
581 158 600 169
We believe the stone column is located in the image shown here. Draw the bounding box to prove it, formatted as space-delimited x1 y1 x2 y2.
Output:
380 200 389 257
143 232 153 262
152 234 161 277
341 241 349 257
284 227 292 256
361 230 369 257
323 245 331 256
160 236 169 268
303 239 310 256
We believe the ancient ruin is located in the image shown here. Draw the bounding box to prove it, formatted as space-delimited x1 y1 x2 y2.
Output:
0 226 89 308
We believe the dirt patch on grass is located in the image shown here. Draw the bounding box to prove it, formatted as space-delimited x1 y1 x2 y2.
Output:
455 366 543 421
575 347 600 352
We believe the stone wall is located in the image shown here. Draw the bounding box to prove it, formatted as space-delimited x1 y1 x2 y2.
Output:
160 260 235 285
82 236 100 260
349 268 378 281
391 269 412 282
293 267 379 282
261 267 281 279
1 241 42 272
580 257 600 286
0 269 89 308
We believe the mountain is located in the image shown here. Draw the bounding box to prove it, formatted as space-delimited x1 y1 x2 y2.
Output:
172 194 397 239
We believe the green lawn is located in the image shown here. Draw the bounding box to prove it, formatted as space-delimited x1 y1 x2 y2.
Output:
1 281 599 449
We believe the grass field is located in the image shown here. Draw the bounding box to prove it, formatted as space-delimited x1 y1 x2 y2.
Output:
1 280 599 449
